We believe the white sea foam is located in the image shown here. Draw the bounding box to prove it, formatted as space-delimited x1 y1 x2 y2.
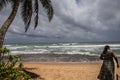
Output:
4 43 120 56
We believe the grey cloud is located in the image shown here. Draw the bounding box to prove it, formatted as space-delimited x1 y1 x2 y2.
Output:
8 29 63 39
1 0 120 43
53 0 99 31
97 0 120 29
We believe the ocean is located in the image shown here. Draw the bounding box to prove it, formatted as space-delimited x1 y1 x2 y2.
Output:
4 43 120 61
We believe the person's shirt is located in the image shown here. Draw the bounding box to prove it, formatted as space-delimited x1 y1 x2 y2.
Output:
103 50 114 61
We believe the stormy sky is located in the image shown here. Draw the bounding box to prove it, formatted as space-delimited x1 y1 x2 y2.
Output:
0 0 120 43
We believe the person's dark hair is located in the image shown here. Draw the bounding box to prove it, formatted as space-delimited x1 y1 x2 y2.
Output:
102 45 110 54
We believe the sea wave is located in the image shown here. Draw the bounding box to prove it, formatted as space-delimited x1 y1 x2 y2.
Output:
4 43 120 56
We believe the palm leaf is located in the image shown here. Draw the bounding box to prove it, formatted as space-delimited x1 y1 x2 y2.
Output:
34 0 39 29
0 0 9 11
21 0 33 32
0 0 16 11
39 0 54 21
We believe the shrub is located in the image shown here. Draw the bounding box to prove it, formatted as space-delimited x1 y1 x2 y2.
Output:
0 47 31 80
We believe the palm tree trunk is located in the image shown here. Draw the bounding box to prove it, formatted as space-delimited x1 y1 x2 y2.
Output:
0 0 20 48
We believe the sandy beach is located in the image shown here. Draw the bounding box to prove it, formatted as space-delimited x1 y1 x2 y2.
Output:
22 62 120 80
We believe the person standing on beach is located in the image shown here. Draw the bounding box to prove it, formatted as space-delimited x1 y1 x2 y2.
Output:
97 45 119 80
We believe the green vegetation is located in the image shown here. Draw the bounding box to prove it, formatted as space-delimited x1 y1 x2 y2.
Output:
0 47 30 80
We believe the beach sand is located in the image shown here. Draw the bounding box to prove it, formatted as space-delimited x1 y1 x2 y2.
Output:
23 62 120 80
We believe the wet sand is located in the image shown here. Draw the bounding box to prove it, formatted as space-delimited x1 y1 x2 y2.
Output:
18 54 100 62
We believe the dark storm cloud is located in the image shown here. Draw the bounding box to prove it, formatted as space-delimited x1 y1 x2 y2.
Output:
1 0 120 43
8 29 62 39
96 0 120 29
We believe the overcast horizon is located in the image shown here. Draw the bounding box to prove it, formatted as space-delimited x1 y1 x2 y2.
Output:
1 0 120 43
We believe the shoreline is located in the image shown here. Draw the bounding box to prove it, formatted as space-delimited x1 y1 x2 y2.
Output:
15 53 100 62
9 53 119 62
22 61 103 65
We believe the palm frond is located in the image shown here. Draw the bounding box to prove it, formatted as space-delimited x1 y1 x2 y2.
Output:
0 0 9 11
0 0 17 11
21 0 33 32
34 0 39 29
25 18 31 32
39 0 54 22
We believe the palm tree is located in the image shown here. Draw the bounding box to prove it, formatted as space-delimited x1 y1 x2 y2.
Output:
0 0 54 48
